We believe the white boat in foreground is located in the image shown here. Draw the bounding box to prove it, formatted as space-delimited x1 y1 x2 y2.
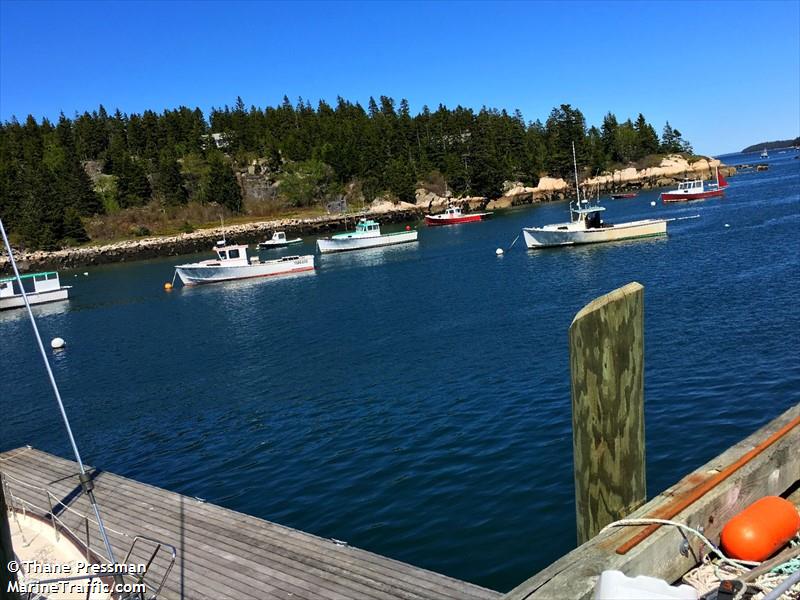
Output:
175 240 314 285
522 143 668 249
0 271 71 310
316 218 418 254
258 231 302 248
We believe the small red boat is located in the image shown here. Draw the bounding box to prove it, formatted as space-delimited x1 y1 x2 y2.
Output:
425 205 492 226
661 168 728 203
610 193 638 199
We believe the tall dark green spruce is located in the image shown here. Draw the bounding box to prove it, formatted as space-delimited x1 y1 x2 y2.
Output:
202 152 242 212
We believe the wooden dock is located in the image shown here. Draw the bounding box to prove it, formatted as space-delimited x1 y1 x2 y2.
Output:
0 447 501 600
506 401 800 599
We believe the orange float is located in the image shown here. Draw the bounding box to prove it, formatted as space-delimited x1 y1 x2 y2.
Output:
720 496 800 561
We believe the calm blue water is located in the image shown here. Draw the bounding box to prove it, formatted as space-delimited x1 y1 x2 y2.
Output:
2 150 799 591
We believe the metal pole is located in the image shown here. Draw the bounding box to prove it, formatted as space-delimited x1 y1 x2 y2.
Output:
0 218 119 571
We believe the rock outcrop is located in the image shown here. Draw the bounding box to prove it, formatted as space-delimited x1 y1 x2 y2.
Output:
414 189 487 213
487 177 569 210
581 155 735 194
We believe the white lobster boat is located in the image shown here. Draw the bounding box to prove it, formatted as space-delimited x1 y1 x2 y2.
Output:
522 205 667 248
0 271 71 310
175 240 314 285
522 142 668 249
316 219 418 254
258 231 302 248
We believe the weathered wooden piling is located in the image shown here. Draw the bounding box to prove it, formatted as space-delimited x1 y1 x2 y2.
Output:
569 282 646 544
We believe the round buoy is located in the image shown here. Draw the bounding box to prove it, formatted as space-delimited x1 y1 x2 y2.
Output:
405 225 411 231
725 223 730 228
51 337 65 350
496 248 504 256
164 282 173 291
650 201 656 207
721 496 800 561
83 272 88 276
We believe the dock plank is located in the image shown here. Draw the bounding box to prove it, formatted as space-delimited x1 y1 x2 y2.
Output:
1 447 500 600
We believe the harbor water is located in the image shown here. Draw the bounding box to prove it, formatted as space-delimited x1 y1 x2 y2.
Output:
2 150 799 592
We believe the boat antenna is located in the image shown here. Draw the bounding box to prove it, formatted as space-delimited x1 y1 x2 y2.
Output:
220 214 226 245
572 141 582 203
0 218 121 575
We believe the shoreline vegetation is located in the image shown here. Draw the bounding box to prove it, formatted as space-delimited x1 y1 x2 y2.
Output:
2 96 698 252
1 154 733 272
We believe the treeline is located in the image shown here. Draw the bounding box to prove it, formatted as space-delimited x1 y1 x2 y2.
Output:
0 96 693 249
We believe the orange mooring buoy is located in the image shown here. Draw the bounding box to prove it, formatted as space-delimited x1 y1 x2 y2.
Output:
720 496 800 561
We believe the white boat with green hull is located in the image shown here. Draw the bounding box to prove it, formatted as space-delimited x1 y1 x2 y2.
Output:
522 143 668 248
316 218 418 254
175 240 314 285
0 271 71 310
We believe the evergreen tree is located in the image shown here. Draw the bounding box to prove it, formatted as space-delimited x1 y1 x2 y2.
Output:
202 152 242 212
156 150 187 206
634 113 659 158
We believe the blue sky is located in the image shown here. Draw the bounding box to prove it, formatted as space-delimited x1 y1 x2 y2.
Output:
1 0 798 155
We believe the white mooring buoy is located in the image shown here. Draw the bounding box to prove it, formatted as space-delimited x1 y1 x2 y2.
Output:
51 337 65 350
496 248 504 256
725 223 730 228
650 201 656 207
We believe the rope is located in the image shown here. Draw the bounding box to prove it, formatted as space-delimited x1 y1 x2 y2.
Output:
600 518 757 571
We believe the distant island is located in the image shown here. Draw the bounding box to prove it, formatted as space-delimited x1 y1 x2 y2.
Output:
741 137 800 153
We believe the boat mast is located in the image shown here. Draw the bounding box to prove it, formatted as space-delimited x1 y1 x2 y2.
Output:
571 141 582 221
220 215 226 245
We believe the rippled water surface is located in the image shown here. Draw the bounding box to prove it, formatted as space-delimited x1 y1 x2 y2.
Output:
2 150 799 591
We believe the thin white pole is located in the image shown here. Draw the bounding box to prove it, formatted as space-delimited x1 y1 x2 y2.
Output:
0 218 119 569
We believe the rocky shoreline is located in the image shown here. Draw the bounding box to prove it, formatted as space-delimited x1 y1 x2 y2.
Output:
2 154 734 273
1 207 422 273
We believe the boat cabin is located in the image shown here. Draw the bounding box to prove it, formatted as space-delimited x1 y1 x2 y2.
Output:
212 242 252 266
571 204 606 229
0 271 64 297
676 180 704 192
355 219 381 234
272 232 287 242
444 206 463 217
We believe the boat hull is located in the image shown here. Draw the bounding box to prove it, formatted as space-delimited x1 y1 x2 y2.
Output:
316 231 418 254
0 288 70 310
424 213 491 226
258 239 302 248
661 189 724 202
175 256 315 285
523 219 667 248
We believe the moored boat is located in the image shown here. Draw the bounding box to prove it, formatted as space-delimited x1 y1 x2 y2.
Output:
522 142 668 249
424 205 492 226
761 147 769 158
175 240 314 285
0 271 71 310
258 231 302 248
660 168 728 203
316 218 418 254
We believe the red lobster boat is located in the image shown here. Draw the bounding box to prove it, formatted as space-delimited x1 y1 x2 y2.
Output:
610 193 638 199
661 168 729 203
424 205 492 226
